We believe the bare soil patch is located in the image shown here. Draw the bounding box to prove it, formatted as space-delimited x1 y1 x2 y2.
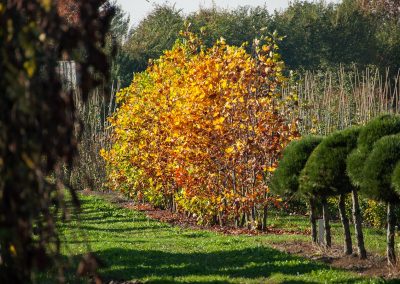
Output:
270 240 400 279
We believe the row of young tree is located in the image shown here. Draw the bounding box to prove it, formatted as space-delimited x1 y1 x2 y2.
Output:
102 31 299 229
271 114 400 266
113 0 400 87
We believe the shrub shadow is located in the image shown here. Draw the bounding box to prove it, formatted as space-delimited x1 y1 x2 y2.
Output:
90 247 364 283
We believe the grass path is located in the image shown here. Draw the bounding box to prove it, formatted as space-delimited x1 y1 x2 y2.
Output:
49 193 393 283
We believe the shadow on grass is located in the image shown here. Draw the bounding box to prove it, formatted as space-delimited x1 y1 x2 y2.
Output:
75 224 163 233
60 195 396 283
87 247 358 283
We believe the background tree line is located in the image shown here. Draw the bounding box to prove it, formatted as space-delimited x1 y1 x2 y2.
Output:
112 0 400 87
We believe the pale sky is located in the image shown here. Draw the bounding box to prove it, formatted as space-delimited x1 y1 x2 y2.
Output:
116 0 334 27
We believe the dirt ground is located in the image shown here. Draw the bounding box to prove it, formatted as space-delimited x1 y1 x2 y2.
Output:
270 241 400 279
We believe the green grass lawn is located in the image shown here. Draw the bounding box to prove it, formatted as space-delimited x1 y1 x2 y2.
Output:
39 193 396 283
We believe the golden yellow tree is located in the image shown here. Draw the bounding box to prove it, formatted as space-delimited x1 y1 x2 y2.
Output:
102 31 299 228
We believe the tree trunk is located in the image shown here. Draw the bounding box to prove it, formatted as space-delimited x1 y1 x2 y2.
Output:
240 213 245 227
322 197 331 248
251 205 256 229
235 216 239 228
172 194 177 212
262 204 268 232
352 189 367 259
387 202 397 266
339 194 352 255
309 197 317 243
218 212 223 227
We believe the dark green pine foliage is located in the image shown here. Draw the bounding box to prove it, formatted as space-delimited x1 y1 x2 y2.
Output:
300 127 360 197
362 135 400 203
270 135 323 196
347 114 400 187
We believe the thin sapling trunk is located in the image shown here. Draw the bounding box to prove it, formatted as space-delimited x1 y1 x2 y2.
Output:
339 194 352 255
352 189 367 259
322 197 332 248
309 197 317 243
387 202 397 266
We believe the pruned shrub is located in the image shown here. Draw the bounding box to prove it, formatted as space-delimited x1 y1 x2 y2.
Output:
300 127 366 258
347 114 400 187
271 135 323 242
271 136 323 196
361 134 400 265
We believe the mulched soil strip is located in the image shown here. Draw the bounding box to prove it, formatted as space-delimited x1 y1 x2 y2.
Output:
80 189 400 280
126 202 309 236
81 189 308 236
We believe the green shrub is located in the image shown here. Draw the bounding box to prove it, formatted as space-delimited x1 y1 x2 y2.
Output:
270 136 323 197
347 114 400 187
299 127 360 197
361 134 400 202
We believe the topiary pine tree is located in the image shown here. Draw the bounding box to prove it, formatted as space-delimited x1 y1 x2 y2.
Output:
361 134 400 266
347 114 400 264
298 127 366 256
271 135 323 243
300 128 353 249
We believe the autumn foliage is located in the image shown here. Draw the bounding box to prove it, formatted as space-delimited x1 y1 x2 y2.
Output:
102 31 298 227
57 0 79 24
